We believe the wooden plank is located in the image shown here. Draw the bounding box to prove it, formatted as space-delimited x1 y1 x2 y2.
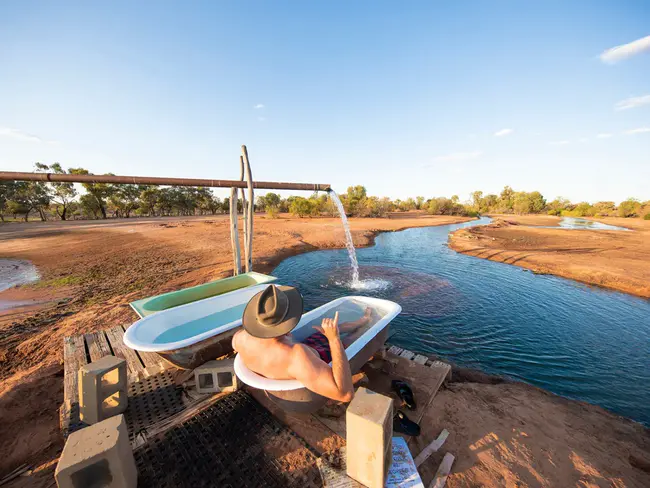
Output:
105 326 145 379
387 345 403 355
136 349 166 375
85 330 112 362
414 429 449 467
314 412 346 439
430 361 452 381
399 349 415 360
0 464 31 486
61 334 88 433
63 335 87 405
415 362 451 425
413 354 429 365
428 452 455 488
119 325 167 374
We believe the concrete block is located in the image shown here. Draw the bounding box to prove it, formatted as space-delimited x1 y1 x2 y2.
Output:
194 358 238 394
78 356 128 425
55 414 137 488
346 387 393 488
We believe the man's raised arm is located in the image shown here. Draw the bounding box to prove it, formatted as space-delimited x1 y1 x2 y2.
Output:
288 312 354 402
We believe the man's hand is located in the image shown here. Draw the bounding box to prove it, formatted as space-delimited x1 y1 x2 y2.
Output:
314 311 340 342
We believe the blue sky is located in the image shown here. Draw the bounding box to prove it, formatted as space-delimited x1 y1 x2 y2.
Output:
1 1 649 203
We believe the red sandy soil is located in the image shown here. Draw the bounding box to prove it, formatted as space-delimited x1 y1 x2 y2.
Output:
449 214 650 298
1 214 649 487
418 378 650 488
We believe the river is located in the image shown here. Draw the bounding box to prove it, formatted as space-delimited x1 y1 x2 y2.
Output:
273 217 650 425
0 259 39 293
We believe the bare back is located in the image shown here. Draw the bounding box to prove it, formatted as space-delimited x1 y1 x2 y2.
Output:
232 329 323 380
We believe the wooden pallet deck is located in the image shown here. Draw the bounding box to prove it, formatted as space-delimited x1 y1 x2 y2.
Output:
253 344 452 452
61 327 452 457
61 325 169 435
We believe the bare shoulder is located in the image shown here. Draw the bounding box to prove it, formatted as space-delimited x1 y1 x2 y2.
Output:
232 329 246 351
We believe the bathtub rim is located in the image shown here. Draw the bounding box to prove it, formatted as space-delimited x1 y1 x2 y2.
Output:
234 295 401 391
123 283 270 352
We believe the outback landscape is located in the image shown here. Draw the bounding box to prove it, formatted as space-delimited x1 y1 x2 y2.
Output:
1 211 649 487
2 4 650 486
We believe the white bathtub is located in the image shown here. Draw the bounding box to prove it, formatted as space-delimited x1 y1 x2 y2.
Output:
124 284 270 369
234 295 401 411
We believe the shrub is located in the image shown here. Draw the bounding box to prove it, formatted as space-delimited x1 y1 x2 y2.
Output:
644 213 650 220
289 197 315 217
618 199 640 218
265 206 279 218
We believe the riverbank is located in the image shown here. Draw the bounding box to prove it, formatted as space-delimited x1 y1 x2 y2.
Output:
1 214 649 487
449 214 650 298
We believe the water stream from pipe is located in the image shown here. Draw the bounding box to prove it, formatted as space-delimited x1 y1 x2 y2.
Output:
328 191 360 286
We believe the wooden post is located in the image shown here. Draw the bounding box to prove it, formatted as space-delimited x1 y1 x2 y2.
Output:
239 155 249 271
239 155 248 267
229 187 241 275
242 145 254 273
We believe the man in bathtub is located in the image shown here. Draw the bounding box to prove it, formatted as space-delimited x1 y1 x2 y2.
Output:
233 285 372 403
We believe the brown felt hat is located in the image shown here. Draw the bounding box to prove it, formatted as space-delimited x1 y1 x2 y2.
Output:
242 285 303 338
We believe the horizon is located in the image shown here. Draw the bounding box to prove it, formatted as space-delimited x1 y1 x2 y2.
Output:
1 1 649 204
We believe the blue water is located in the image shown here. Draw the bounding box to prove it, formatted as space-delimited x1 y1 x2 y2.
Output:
292 299 380 343
0 259 39 293
273 217 650 425
555 217 630 231
153 303 247 344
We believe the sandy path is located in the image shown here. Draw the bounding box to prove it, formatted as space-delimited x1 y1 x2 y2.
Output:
449 215 650 298
1 213 649 487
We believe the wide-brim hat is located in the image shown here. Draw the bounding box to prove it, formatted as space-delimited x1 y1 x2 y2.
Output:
242 285 303 338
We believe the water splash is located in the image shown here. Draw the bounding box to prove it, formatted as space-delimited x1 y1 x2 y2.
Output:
328 191 360 285
349 278 391 291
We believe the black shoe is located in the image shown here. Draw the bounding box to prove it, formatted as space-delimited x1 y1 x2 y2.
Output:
393 410 420 437
392 380 416 410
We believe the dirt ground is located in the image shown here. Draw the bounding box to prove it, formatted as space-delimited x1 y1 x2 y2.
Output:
1 213 649 487
418 378 650 488
449 214 650 298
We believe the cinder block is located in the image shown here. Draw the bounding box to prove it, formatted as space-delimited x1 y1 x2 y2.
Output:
78 356 128 425
194 358 238 394
346 387 393 488
55 414 137 488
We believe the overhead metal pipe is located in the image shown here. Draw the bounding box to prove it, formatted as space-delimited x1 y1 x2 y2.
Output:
0 171 331 192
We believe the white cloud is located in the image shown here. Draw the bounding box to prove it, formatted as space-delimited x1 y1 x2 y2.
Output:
494 128 513 137
625 127 650 134
578 138 589 143
600 35 650 63
615 94 650 111
549 140 570 146
0 127 44 143
253 104 265 109
597 133 613 139
429 151 483 163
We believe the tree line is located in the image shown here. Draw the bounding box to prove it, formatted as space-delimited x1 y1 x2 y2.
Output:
260 185 649 220
1 164 648 221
